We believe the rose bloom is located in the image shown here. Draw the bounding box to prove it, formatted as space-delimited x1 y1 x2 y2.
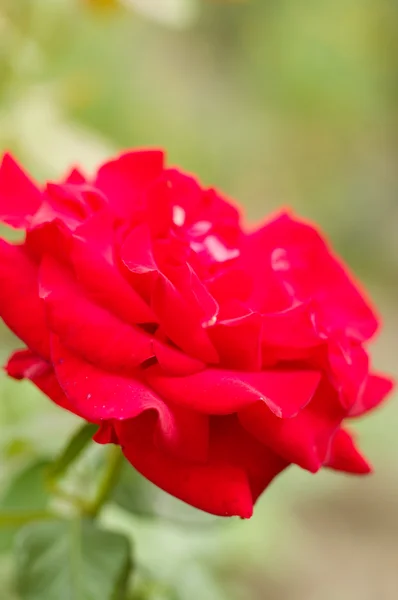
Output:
0 150 393 518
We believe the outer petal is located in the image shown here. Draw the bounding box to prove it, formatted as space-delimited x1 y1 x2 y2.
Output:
325 428 372 474
146 177 173 238
166 169 240 233
209 416 289 505
52 339 208 462
145 365 321 417
5 349 77 415
39 256 154 372
115 413 287 518
29 213 156 326
64 167 87 185
328 339 369 408
95 150 164 217
29 181 105 231
242 213 379 341
239 380 345 472
0 241 50 358
349 374 394 418
0 153 42 228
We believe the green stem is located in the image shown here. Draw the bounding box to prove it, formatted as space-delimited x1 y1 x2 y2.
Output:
46 480 90 513
0 510 54 527
47 423 98 482
86 445 124 518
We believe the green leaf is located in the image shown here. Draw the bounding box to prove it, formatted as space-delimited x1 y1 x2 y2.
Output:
47 423 98 481
0 460 50 553
111 460 157 519
15 519 133 600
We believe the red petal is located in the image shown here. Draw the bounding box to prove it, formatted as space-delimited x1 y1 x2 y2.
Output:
261 302 320 349
147 177 173 238
0 153 42 228
151 274 219 364
325 429 372 474
209 312 263 371
242 213 379 341
207 269 253 304
162 262 219 328
5 349 77 415
72 215 156 324
93 422 119 444
0 240 50 358
123 228 219 361
29 182 104 231
39 256 154 372
52 339 208 461
51 337 162 422
349 374 394 418
164 169 203 225
95 150 164 217
328 339 369 408
166 169 240 231
64 167 87 185
26 218 73 263
153 334 206 376
115 413 287 517
209 416 289 504
121 224 158 275
239 380 345 473
145 366 321 417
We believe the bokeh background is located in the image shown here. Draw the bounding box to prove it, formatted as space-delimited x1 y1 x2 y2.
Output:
1 1 398 598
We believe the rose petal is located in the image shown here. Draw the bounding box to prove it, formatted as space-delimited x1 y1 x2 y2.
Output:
161 262 219 328
115 413 287 518
325 428 372 474
72 214 156 324
95 150 164 217
6 349 77 415
0 153 42 228
121 224 159 303
51 337 164 421
29 181 103 231
64 167 87 185
40 256 154 372
145 365 321 417
328 339 369 408
209 416 289 504
147 177 173 238
242 212 379 341
261 302 320 349
52 339 208 461
209 312 263 371
349 374 394 418
0 240 50 358
153 334 206 376
207 269 253 304
239 380 345 472
151 274 219 364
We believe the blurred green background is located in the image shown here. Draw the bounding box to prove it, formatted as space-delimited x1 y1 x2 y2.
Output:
1 0 398 598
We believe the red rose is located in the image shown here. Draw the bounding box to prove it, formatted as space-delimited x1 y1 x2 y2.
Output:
0 150 393 517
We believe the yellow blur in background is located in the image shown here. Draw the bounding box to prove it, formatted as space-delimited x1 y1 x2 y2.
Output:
0 1 397 599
